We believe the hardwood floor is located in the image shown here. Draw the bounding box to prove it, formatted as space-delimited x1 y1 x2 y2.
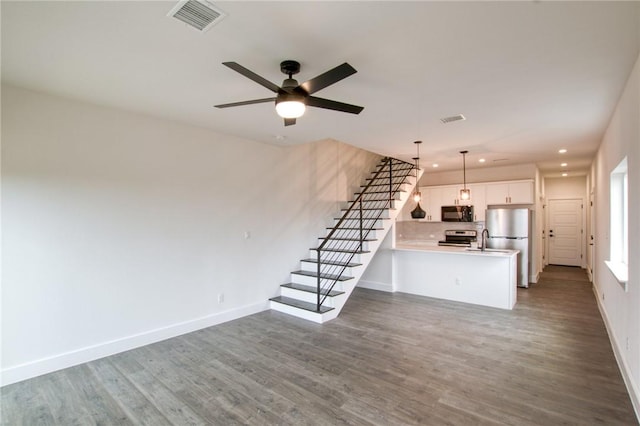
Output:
2 266 637 425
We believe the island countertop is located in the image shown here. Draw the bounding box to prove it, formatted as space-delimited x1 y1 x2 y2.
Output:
394 240 519 257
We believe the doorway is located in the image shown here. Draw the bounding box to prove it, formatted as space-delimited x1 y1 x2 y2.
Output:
547 199 583 267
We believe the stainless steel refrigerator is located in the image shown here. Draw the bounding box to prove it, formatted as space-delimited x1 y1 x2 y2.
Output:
486 208 530 288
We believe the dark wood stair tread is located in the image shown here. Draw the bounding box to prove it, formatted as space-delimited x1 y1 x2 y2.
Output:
313 247 371 254
360 183 409 188
291 270 354 281
280 283 345 297
349 198 395 202
356 190 406 194
269 296 334 314
300 258 362 267
327 227 383 231
318 237 376 242
334 217 389 221
341 207 393 211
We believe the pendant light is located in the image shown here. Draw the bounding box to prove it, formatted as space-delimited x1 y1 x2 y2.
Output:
411 141 426 219
459 150 471 201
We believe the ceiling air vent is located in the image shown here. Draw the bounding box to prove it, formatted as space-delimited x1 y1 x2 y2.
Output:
168 0 226 33
440 114 466 124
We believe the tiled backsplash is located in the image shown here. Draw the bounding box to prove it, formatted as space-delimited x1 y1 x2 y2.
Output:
396 220 485 242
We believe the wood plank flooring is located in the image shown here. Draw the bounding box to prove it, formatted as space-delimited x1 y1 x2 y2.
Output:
2 266 637 425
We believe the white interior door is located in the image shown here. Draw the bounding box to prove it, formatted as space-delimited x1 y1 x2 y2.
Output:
548 199 583 266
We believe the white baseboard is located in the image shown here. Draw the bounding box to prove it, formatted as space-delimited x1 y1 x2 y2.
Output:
357 280 393 292
1 301 269 387
593 286 640 422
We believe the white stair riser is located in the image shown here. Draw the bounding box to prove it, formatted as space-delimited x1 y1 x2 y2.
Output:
307 250 361 263
357 195 402 204
279 287 346 307
299 262 356 275
326 229 378 239
342 200 398 210
317 241 371 252
340 210 391 220
290 273 354 287
333 218 385 228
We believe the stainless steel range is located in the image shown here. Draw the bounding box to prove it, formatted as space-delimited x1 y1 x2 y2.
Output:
438 229 477 247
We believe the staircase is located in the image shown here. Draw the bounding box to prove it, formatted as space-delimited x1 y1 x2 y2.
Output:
270 156 421 323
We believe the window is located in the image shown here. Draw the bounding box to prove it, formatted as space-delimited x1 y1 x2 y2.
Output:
605 157 628 288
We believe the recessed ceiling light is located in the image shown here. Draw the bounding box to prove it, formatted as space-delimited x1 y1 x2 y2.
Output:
479 158 486 163
562 173 568 177
561 162 568 167
432 163 439 168
559 149 567 154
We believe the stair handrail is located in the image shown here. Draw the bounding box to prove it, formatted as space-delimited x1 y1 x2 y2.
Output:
314 157 416 311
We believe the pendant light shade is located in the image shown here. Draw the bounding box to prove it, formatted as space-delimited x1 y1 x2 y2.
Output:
411 141 426 219
412 155 422 203
459 150 471 201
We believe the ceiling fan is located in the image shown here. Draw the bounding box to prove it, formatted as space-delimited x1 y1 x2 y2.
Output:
214 60 364 126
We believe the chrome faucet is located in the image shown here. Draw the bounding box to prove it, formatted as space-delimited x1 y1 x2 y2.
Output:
480 229 490 251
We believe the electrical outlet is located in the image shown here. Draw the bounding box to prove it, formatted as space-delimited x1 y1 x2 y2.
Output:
626 337 630 351
455 277 461 286
218 293 224 304
244 231 251 239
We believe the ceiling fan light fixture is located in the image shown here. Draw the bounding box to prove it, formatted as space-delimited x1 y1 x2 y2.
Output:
276 99 306 119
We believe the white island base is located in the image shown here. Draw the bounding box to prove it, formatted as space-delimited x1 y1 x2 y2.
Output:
361 236 518 310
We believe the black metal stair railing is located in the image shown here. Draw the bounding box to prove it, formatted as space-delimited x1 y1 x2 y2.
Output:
314 157 417 311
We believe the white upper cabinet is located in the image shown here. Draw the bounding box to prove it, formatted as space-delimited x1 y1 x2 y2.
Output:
402 179 534 222
467 184 486 221
439 186 461 206
485 180 534 205
420 186 441 222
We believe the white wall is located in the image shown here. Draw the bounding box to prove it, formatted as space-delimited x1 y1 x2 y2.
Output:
544 176 587 200
590 53 640 417
420 163 538 186
0 85 382 385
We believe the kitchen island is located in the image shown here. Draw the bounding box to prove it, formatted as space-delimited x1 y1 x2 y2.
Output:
360 236 518 310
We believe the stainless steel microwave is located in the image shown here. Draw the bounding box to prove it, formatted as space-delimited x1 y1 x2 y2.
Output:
441 205 474 222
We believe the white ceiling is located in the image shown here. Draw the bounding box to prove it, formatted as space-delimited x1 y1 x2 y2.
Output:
2 1 639 177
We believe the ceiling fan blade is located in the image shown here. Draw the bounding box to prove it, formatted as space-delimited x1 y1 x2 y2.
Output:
214 97 276 108
284 118 296 126
300 63 357 95
222 62 280 93
307 96 364 114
